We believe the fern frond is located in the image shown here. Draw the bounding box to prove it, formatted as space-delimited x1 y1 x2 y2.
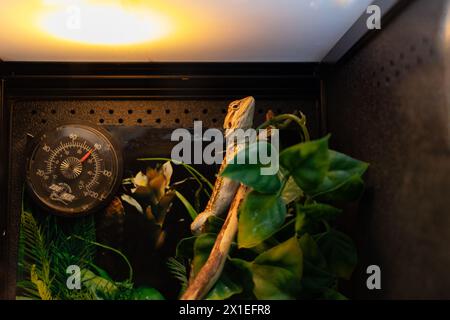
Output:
17 210 53 299
30 264 52 300
16 280 40 300
167 257 188 294
18 194 134 301
21 211 50 270
48 215 97 299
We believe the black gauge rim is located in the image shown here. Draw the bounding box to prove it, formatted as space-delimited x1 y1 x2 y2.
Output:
25 121 124 218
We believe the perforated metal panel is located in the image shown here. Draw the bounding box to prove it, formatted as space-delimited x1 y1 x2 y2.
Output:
327 0 450 299
2 97 320 299
11 99 318 130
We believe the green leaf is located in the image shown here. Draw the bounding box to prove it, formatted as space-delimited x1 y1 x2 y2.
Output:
203 215 225 234
318 175 365 202
295 211 307 237
87 263 113 281
222 141 281 194
238 191 287 248
184 234 242 300
176 236 197 259
129 287 165 300
300 260 336 297
281 176 303 205
271 219 296 244
228 258 257 298
206 273 243 300
322 288 348 300
192 233 217 276
298 234 338 298
295 203 342 235
311 150 368 201
81 269 118 298
299 233 326 269
298 203 342 221
233 237 303 300
175 190 198 220
315 230 357 280
279 135 330 192
166 257 188 293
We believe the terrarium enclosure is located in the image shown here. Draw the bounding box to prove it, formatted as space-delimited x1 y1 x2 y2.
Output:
0 0 449 300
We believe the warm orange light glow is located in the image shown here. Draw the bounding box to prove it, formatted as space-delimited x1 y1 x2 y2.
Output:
0 0 374 61
39 0 172 45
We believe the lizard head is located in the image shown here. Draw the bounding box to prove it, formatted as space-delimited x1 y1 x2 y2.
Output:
223 96 255 130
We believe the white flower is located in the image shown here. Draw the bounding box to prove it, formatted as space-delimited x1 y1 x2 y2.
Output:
130 171 148 193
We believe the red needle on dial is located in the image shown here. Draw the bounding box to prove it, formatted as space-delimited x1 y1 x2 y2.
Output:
80 149 93 163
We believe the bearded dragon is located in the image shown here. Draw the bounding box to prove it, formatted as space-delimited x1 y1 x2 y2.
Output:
182 121 276 300
182 184 250 300
190 96 255 234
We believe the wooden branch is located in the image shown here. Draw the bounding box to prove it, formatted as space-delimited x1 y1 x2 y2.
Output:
181 185 250 300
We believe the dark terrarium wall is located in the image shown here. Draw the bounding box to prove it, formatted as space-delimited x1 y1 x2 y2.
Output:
0 61 323 299
326 0 450 299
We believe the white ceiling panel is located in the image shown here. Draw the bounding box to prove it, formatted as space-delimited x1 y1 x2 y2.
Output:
0 0 373 62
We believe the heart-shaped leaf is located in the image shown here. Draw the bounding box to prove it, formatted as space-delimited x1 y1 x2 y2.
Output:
299 260 335 298
176 235 198 259
129 287 165 300
231 237 303 299
295 203 342 235
322 288 348 300
279 135 330 192
315 230 357 280
238 191 287 248
222 141 281 194
206 272 243 300
299 233 327 269
281 176 303 204
311 150 368 201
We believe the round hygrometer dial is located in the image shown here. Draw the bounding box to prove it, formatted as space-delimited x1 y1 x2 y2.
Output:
26 122 123 217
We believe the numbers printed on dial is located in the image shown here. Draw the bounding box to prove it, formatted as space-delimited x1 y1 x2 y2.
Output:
85 190 99 199
26 124 122 216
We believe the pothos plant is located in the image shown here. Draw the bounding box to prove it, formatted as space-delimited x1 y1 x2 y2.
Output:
174 113 369 300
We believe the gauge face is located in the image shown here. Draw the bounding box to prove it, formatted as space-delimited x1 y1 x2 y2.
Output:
26 123 123 216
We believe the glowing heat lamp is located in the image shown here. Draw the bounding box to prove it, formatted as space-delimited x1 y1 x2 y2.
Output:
39 0 172 46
